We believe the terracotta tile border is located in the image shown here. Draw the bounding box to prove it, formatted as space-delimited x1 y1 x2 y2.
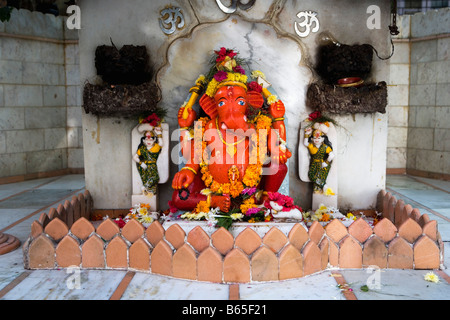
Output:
109 271 136 300
331 272 357 300
436 270 450 284
387 188 450 223
229 284 240 300
22 189 446 284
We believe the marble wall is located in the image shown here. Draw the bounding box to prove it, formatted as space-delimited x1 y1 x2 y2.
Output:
386 8 450 178
0 9 83 180
79 0 391 211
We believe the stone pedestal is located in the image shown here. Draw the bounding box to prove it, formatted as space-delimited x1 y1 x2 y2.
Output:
131 123 170 210
298 121 338 211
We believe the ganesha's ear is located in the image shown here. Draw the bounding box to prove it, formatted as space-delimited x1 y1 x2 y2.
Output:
247 91 264 109
199 94 218 119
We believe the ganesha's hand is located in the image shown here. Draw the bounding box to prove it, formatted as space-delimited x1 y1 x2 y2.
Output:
210 194 231 213
269 100 285 119
304 127 313 138
272 148 292 165
177 106 197 128
172 168 195 190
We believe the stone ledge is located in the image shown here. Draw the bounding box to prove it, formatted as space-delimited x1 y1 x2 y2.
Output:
82 82 161 117
22 189 445 283
307 82 388 114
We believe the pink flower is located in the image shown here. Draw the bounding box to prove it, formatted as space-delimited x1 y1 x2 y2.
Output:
247 81 262 93
215 47 237 62
242 187 256 196
308 111 322 121
233 65 246 75
168 201 178 213
214 71 228 82
246 207 261 216
114 217 126 228
142 113 160 126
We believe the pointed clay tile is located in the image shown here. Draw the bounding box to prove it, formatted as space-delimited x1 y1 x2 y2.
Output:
96 218 120 241
387 196 397 223
223 248 250 283
44 217 69 242
197 247 223 283
106 236 128 268
151 240 173 276
84 190 93 218
302 241 321 276
382 192 392 219
173 243 197 280
235 227 261 255
413 235 440 269
70 217 95 241
410 208 421 222
325 219 348 243
251 245 278 282
398 218 422 243
82 235 105 268
129 238 150 271
71 196 81 223
56 235 81 268
348 218 373 244
418 213 430 227
387 237 413 269
288 223 309 251
279 244 303 280
329 240 339 267
403 204 413 216
399 204 413 228
319 237 329 270
48 207 59 220
165 224 186 250
78 193 87 219
211 227 234 255
362 235 388 268
423 220 437 241
146 220 165 247
339 236 362 269
373 218 397 243
187 226 210 253
64 200 74 229
38 212 50 228
122 219 145 243
308 221 324 245
28 235 55 269
262 227 288 253
394 199 405 228
57 203 67 225
376 190 386 212
31 220 44 239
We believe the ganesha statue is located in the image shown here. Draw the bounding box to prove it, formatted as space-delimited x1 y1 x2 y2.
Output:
171 48 295 224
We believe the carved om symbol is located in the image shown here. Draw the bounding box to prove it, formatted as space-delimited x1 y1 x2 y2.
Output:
216 0 256 14
294 11 320 38
159 6 185 35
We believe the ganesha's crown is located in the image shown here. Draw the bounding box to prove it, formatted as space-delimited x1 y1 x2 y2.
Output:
204 47 249 97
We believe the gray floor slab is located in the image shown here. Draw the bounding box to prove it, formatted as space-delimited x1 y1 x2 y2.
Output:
122 272 230 300
1 269 127 300
239 271 345 300
0 189 80 210
339 269 450 300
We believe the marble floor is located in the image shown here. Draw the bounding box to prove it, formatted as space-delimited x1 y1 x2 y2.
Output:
0 174 449 301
